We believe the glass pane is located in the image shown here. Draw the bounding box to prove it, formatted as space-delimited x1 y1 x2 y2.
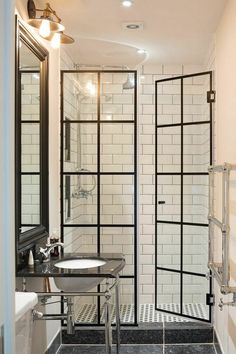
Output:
100 277 135 324
183 175 208 224
157 223 180 271
183 225 208 274
63 227 97 253
21 174 40 225
100 123 134 172
156 79 181 126
183 274 209 320
100 227 134 276
156 270 180 310
101 72 135 121
21 72 40 121
100 175 134 224
183 124 210 173
63 175 97 224
63 122 97 173
157 175 181 222
21 123 40 173
183 74 210 123
157 126 181 173
63 72 98 121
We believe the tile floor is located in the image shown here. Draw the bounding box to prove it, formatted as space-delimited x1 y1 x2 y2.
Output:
57 344 216 354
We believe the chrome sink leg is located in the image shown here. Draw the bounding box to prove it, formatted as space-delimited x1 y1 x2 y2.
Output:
105 278 112 354
115 275 120 354
66 296 75 334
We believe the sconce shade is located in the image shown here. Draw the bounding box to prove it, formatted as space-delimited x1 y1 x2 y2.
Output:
45 32 75 44
28 18 65 32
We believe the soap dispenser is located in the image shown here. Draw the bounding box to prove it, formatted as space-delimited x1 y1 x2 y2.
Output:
28 249 34 268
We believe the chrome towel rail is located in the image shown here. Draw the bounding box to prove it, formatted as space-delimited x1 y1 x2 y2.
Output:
208 163 236 297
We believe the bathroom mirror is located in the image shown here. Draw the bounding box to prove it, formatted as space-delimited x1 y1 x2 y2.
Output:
15 18 49 251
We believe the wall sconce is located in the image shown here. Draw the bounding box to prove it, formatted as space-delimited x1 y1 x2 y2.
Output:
27 0 74 48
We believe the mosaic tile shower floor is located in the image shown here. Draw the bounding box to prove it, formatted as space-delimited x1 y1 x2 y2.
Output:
75 303 208 323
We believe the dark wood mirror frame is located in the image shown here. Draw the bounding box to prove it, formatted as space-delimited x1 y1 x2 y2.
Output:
15 17 49 252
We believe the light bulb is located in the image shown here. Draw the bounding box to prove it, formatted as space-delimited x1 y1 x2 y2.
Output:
51 33 61 49
122 0 133 7
137 49 147 54
39 19 50 38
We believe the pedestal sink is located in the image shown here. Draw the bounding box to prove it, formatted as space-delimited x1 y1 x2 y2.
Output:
54 257 107 292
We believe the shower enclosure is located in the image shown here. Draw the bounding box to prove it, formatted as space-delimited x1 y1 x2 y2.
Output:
60 69 214 326
155 71 213 322
61 70 138 325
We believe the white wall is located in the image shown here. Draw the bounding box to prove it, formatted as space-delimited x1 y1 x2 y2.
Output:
212 0 236 352
0 0 16 352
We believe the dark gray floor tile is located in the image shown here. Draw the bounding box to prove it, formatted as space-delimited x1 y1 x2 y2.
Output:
62 326 163 344
58 344 163 354
165 323 213 344
165 344 216 354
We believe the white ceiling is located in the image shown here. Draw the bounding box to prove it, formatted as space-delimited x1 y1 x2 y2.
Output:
35 0 227 66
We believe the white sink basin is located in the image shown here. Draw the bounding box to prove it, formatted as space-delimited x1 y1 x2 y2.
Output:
55 258 106 270
54 257 106 292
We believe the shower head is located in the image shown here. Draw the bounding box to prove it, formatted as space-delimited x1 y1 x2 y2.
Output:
123 73 135 90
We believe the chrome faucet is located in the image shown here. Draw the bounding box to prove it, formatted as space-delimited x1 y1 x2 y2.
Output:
39 242 64 262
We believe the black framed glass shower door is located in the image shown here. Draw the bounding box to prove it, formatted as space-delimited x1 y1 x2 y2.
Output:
155 72 213 322
61 70 137 326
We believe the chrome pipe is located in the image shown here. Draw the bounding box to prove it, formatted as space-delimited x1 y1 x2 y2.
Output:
115 275 120 354
105 279 112 354
67 297 75 335
36 291 106 297
208 216 223 230
222 168 230 286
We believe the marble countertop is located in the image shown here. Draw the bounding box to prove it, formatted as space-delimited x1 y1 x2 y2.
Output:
16 253 125 278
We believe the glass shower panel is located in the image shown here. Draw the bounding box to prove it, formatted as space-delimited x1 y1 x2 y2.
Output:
156 79 181 126
100 175 134 225
100 277 135 324
63 122 97 173
63 72 98 121
156 269 180 309
157 126 181 173
63 227 97 253
183 225 208 274
157 175 181 223
62 70 137 325
156 223 180 271
183 75 210 123
100 227 134 276
63 174 97 225
100 123 134 172
100 72 135 121
183 124 210 173
182 274 209 320
183 175 208 224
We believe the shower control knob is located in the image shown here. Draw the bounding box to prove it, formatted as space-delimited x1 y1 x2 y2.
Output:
218 298 224 311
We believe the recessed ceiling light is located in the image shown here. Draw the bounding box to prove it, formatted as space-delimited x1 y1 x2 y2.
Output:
122 22 144 31
137 49 147 54
122 0 133 8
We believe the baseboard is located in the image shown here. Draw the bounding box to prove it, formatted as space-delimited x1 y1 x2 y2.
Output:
214 328 224 354
46 330 61 354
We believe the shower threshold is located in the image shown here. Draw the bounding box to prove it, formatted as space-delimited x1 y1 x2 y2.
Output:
75 303 208 324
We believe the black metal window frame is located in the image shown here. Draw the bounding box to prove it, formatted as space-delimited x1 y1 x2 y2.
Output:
155 71 213 323
60 70 138 326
